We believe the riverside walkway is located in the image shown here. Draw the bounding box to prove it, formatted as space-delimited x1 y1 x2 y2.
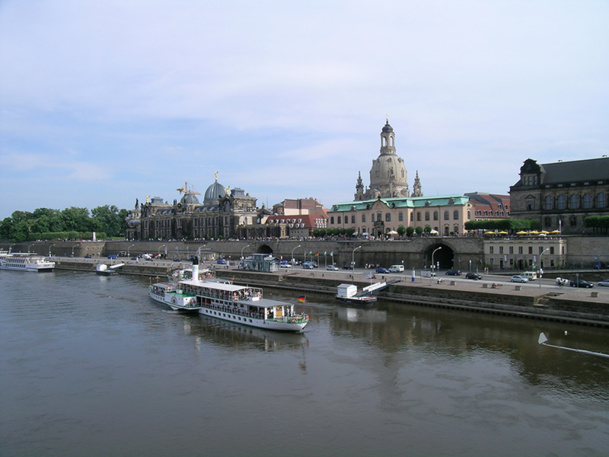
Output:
52 256 609 327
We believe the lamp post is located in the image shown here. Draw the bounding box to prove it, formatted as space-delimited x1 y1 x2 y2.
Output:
158 244 166 257
291 245 301 265
352 245 362 270
539 248 549 288
431 246 442 275
127 244 134 257
71 244 79 257
49 244 56 257
197 244 208 262
28 244 35 254
241 244 251 260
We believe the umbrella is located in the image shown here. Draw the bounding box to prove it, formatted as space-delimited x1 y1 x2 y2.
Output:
530 231 540 235
498 231 508 235
484 231 495 236
516 231 528 235
549 230 560 234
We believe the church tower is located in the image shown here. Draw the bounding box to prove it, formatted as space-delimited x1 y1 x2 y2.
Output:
354 171 365 201
411 170 423 197
366 119 409 199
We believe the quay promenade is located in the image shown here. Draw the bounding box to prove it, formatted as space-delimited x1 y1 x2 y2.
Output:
52 256 609 327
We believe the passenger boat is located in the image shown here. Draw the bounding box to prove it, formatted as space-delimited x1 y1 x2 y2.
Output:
149 281 201 312
149 261 309 331
0 251 55 272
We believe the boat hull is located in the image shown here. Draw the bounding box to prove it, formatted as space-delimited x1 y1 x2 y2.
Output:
199 306 308 332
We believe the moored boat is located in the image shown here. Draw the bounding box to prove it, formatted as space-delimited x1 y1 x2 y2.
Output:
0 251 55 272
336 283 378 305
149 261 309 330
149 282 200 312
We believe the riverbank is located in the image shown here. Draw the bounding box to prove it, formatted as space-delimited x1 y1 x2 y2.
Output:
52 257 609 327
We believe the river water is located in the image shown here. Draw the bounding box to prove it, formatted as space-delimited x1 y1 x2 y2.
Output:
1 271 608 457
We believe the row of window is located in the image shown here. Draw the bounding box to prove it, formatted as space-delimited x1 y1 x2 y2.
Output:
488 246 563 255
331 210 463 225
475 210 508 217
544 193 606 210
527 193 607 211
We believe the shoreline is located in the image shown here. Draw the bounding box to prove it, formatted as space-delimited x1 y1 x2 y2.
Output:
51 257 609 328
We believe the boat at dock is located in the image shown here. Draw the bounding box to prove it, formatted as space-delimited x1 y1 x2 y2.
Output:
95 263 125 276
149 261 309 331
336 280 396 305
336 283 379 305
0 251 55 272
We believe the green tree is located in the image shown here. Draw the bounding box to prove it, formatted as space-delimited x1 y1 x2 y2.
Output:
415 226 423 235
397 225 406 237
406 226 415 237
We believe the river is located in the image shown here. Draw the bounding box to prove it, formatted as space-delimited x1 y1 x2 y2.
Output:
1 270 608 457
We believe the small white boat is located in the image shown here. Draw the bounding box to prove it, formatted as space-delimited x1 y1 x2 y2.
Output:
95 263 125 276
336 283 378 305
0 251 55 272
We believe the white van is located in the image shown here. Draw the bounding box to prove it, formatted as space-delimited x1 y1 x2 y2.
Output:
389 265 404 273
522 271 539 280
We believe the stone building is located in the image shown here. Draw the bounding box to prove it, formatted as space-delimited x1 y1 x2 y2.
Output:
354 119 423 201
509 157 609 234
466 192 511 220
125 176 258 240
484 236 567 271
329 119 473 236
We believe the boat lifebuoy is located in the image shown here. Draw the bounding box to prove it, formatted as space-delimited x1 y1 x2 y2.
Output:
291 317 297 323
172 297 177 304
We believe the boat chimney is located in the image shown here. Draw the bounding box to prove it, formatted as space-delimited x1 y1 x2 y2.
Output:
192 256 199 281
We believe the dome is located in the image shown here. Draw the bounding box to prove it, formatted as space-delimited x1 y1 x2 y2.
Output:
204 180 226 204
181 193 200 205
381 121 393 134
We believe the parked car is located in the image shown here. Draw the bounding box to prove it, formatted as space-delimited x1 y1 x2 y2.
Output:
108 254 117 259
597 279 609 287
376 267 390 274
445 269 461 276
302 261 316 269
84 254 91 258
388 265 404 273
342 263 353 270
326 265 339 271
465 272 482 280
510 275 529 283
570 279 594 288
279 262 292 268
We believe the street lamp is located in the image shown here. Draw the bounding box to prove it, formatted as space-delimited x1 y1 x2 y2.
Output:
71 244 79 257
158 244 166 257
28 244 35 254
49 244 56 257
539 248 549 288
352 245 362 269
431 246 443 274
241 244 251 260
291 245 301 265
127 244 135 256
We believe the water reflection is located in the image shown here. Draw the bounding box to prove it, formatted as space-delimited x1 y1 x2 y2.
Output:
179 314 309 353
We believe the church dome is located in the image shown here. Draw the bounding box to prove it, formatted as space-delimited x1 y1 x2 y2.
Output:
181 193 200 205
204 180 225 204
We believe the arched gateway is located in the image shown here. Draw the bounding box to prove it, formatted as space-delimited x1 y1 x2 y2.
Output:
424 243 455 270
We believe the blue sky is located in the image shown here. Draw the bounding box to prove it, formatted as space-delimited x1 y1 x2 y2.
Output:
1 0 608 219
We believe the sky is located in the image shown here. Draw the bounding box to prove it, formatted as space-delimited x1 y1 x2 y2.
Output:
1 0 608 219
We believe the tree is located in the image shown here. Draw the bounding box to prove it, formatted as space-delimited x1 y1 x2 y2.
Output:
406 226 415 237
397 225 406 237
415 226 423 235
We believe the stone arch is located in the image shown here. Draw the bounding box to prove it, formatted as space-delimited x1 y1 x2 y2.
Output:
424 243 455 270
256 244 273 255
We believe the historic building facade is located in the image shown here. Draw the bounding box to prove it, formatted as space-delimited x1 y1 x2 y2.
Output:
329 119 473 237
466 192 511 220
509 157 609 234
125 176 258 241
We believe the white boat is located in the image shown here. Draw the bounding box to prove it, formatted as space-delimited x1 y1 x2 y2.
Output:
149 262 309 331
95 263 125 276
149 282 201 312
0 251 55 272
336 283 378 305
